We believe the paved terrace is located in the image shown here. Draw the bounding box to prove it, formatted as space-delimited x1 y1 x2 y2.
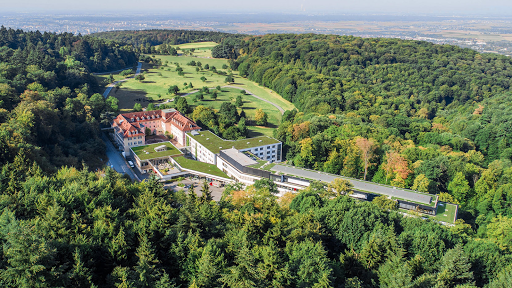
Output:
271 165 432 205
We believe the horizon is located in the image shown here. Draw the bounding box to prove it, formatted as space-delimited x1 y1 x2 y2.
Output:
2 0 512 16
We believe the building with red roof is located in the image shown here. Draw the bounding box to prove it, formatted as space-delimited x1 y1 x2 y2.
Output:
112 108 200 153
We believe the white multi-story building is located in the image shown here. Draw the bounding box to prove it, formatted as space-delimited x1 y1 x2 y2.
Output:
186 130 282 165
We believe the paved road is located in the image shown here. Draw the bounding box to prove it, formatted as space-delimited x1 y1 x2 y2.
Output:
102 133 139 181
271 164 432 204
222 85 285 115
103 62 143 98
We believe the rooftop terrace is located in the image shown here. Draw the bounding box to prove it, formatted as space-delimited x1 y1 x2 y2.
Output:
132 142 182 161
188 130 280 154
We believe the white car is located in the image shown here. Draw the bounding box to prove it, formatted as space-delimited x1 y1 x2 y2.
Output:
128 161 134 168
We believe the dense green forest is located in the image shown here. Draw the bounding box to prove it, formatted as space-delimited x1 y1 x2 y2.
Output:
0 27 137 171
94 30 245 55
211 34 512 238
1 167 511 288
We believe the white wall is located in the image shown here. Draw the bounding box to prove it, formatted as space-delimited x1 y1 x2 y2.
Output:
240 142 282 162
171 125 185 146
187 135 216 165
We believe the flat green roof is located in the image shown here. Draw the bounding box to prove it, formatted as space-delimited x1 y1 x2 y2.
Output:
432 202 457 224
132 142 182 160
174 156 229 178
247 160 268 169
189 131 280 154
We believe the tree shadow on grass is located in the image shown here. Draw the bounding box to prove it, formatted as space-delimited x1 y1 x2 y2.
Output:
114 88 152 110
247 129 265 137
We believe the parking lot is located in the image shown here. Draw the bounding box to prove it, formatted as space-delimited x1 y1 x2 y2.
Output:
164 177 226 201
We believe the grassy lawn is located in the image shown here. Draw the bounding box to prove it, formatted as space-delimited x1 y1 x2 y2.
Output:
95 71 132 91
173 42 218 50
172 42 218 58
174 156 229 178
433 202 457 224
132 142 182 161
247 126 275 137
230 75 297 112
184 88 281 126
113 54 296 114
190 130 280 154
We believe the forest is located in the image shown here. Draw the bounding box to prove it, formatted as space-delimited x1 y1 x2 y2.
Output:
0 165 510 288
94 30 245 55
0 27 137 171
209 33 512 247
0 27 510 287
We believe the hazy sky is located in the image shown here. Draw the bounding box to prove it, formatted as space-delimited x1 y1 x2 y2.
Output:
3 0 512 15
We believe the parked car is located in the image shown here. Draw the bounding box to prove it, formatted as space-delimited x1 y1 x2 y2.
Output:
128 161 134 168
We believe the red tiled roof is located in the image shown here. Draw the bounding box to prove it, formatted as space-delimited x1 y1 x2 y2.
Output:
163 111 200 132
112 109 200 138
112 114 145 138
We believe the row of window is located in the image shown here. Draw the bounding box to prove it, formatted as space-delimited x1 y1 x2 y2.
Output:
127 141 143 146
128 136 143 141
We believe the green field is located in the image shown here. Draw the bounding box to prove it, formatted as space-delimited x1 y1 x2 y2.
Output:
94 69 135 91
110 53 296 137
172 42 218 58
184 88 281 127
173 42 218 50
246 125 275 137
116 56 233 105
114 54 295 112
174 156 229 178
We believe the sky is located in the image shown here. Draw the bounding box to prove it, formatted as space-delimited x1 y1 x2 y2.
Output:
3 0 512 15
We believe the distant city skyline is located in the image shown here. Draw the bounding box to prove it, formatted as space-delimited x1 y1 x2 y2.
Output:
2 0 512 15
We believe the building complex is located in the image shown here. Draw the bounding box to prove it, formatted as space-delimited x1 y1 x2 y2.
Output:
111 109 455 221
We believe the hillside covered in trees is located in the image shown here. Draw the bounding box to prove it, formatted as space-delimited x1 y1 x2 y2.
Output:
0 27 510 287
210 33 512 269
1 167 511 288
94 29 245 55
0 27 137 171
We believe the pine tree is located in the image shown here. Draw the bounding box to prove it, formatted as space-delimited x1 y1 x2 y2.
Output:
200 181 213 203
437 244 474 287
66 248 95 287
134 234 160 287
